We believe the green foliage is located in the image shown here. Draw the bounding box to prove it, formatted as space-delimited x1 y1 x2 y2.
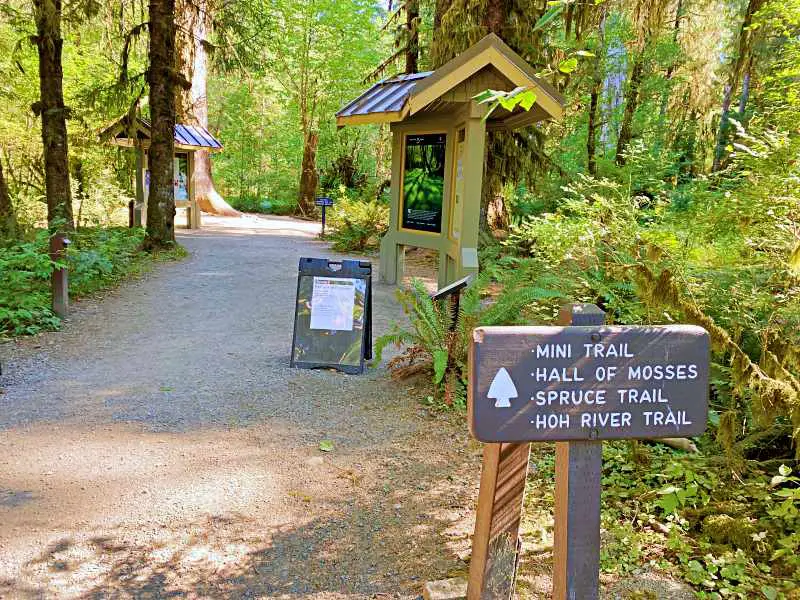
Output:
0 227 183 337
523 444 800 598
327 191 389 253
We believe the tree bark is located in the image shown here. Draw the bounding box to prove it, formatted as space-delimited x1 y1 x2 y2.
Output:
176 0 238 216
712 0 764 172
145 0 177 250
433 0 450 33
614 54 644 165
587 74 601 176
405 0 419 74
0 153 16 239
33 0 73 231
482 0 505 34
297 130 319 216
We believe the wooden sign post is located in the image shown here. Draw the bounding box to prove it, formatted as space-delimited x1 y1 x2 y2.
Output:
466 304 710 599
50 233 70 319
315 196 334 236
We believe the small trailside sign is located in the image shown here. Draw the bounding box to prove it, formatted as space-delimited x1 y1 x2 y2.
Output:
315 197 334 207
469 325 710 442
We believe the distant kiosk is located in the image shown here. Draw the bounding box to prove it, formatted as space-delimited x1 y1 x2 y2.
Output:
337 34 564 287
101 116 224 229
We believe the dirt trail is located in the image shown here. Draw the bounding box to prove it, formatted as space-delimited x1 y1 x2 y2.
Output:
0 215 481 599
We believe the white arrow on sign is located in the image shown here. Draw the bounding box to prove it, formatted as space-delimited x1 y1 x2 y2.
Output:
487 367 518 408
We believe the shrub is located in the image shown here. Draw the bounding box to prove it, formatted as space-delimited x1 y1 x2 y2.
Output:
0 227 183 336
327 193 389 253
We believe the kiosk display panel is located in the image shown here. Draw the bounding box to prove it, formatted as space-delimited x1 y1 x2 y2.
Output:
401 133 446 233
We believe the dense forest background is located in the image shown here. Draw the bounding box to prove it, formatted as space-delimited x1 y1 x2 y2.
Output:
1 0 799 595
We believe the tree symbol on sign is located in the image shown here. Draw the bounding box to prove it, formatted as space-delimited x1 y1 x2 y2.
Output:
488 368 518 408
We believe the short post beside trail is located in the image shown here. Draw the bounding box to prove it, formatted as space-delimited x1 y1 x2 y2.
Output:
50 233 70 319
315 196 333 236
430 274 473 332
466 303 710 599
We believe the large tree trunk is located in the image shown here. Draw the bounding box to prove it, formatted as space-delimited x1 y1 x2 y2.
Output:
478 1 508 232
433 0 450 33
615 54 644 165
712 0 764 172
0 154 16 239
176 0 238 216
297 131 319 217
33 0 73 231
405 0 419 74
145 0 177 250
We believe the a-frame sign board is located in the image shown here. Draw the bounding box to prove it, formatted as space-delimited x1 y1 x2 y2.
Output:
290 257 373 375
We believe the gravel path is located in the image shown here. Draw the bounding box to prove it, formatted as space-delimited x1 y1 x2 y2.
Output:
0 215 482 599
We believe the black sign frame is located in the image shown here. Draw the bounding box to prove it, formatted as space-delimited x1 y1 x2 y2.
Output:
290 257 373 375
401 133 447 233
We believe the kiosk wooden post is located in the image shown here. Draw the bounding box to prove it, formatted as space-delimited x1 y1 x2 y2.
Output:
552 304 605 600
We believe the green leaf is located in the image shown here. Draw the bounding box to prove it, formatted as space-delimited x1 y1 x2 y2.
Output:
761 586 778 600
533 4 565 32
433 349 448 384
319 440 334 452
472 89 497 104
518 90 537 111
558 57 579 73
576 50 596 57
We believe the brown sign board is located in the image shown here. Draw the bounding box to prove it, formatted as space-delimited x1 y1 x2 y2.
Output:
469 325 710 443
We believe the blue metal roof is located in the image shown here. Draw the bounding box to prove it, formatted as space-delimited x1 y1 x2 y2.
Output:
103 117 223 151
336 71 433 121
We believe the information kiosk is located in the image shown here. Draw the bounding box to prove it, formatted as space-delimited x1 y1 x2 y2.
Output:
336 34 565 287
101 116 224 229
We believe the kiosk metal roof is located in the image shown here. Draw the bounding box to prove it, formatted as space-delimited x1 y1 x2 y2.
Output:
101 116 223 152
336 34 564 130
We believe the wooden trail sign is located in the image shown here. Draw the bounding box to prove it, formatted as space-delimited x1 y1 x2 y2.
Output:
466 304 710 600
469 323 710 443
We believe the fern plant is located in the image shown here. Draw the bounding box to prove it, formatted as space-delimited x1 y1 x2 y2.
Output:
376 273 567 408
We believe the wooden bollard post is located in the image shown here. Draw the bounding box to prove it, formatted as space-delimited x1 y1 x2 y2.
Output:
50 233 70 319
552 304 605 600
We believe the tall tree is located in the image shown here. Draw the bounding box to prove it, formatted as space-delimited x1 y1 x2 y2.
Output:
145 0 177 249
0 152 16 239
176 0 238 216
405 0 419 74
712 0 765 172
615 0 669 164
32 0 73 230
266 0 381 216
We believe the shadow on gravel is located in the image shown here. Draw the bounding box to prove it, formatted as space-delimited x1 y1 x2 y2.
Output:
1 437 478 599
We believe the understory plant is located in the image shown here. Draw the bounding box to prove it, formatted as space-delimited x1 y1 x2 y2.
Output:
0 227 183 336
327 192 389 253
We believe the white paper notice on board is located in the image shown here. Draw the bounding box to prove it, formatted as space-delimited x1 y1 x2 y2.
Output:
310 277 356 331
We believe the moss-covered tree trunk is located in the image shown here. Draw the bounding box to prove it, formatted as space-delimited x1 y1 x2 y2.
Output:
433 0 450 33
0 154 16 239
405 0 419 74
712 0 764 172
176 0 238 216
32 0 73 231
298 131 319 216
145 0 177 250
614 55 644 165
